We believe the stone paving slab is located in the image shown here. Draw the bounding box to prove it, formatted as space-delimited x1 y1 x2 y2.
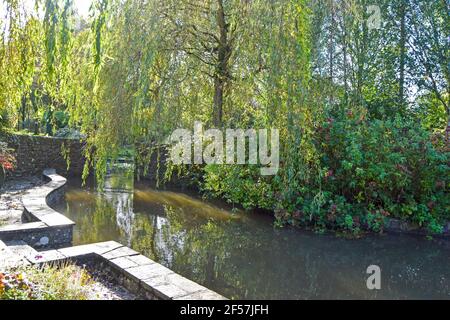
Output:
108 254 155 272
151 283 189 300
90 241 125 254
57 241 123 258
165 273 208 294
26 249 66 264
109 256 139 270
0 221 46 232
38 213 75 227
101 246 139 260
126 263 175 282
140 274 170 289
5 240 39 257
174 290 228 300
140 271 211 300
127 254 155 266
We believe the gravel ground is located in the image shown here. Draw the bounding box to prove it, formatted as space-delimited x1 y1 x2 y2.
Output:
83 260 141 300
87 275 139 300
0 176 43 226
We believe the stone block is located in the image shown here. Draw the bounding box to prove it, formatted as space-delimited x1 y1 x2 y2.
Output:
0 221 46 232
90 241 124 254
141 274 171 290
165 273 207 295
6 241 38 257
151 283 189 300
57 244 98 258
27 249 66 264
174 290 227 300
109 256 139 270
102 246 139 260
126 263 174 282
127 254 155 266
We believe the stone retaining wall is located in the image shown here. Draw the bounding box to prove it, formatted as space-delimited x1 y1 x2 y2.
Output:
135 144 200 189
135 145 169 182
384 218 450 237
0 169 74 249
2 133 85 177
25 241 227 300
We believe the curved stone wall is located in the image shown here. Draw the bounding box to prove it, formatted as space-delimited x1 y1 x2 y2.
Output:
0 169 74 248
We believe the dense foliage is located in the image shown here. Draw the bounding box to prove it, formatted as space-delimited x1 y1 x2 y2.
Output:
0 0 448 233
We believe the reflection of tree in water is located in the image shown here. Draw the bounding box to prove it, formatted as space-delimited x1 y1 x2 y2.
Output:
65 194 124 244
63 170 136 246
106 190 134 247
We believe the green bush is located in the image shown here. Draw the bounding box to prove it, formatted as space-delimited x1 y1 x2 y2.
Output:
201 112 449 234
312 113 449 233
202 164 279 210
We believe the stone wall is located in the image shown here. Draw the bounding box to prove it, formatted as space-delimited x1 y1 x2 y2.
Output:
135 144 169 182
135 144 200 189
2 133 85 177
26 241 227 300
0 169 75 249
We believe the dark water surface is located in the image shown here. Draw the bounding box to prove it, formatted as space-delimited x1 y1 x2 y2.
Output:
52 169 450 299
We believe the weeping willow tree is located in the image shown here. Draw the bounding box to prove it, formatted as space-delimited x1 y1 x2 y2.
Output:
0 0 448 232
81 0 319 191
0 0 40 129
71 0 317 185
0 0 76 132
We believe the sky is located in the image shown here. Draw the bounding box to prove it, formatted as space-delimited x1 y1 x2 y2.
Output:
73 0 93 18
0 0 93 19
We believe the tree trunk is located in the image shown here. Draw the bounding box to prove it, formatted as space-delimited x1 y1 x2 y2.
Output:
213 76 224 127
341 2 348 107
398 0 406 109
0 166 5 189
357 4 368 107
328 0 335 99
446 117 450 145
213 0 230 127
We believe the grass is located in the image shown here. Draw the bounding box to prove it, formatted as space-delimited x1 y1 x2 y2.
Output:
0 262 94 300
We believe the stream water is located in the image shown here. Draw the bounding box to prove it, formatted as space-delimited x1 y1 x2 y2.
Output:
52 167 450 299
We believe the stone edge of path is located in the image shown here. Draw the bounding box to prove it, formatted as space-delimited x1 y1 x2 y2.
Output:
0 169 74 249
21 240 227 300
384 218 450 238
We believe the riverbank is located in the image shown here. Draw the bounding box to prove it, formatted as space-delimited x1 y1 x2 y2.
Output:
138 174 450 239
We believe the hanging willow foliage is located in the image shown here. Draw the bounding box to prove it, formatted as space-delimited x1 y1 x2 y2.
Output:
0 0 448 232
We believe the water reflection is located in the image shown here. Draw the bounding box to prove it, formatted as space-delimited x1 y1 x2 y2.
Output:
52 170 450 299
